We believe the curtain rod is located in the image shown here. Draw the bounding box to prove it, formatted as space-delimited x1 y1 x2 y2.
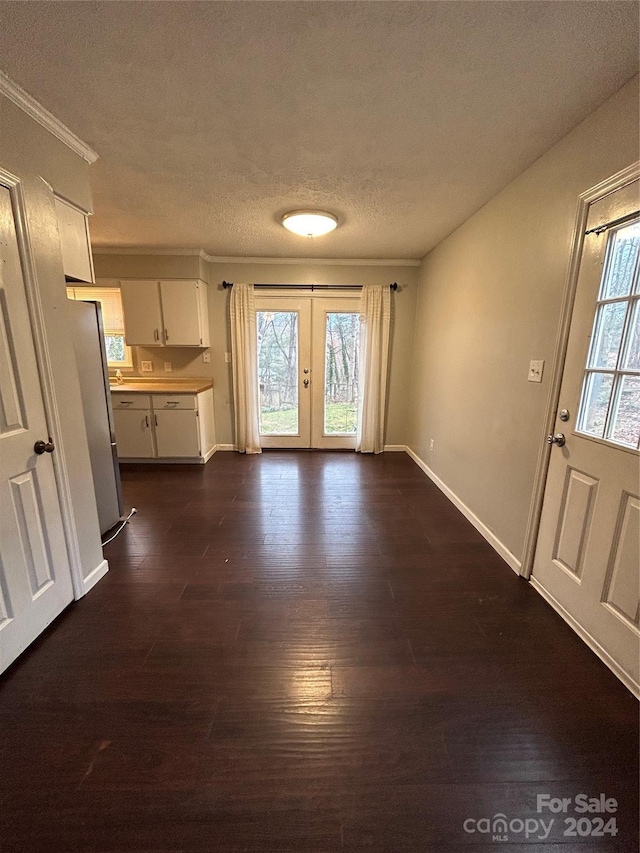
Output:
222 281 398 291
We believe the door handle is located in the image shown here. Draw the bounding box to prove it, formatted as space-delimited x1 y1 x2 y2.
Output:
34 437 55 455
547 433 566 447
303 378 309 387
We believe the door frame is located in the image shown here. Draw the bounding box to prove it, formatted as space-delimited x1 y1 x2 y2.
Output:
1 167 86 599
255 288 361 449
521 161 640 581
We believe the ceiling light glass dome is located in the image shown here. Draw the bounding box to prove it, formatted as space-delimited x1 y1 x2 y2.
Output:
281 210 338 237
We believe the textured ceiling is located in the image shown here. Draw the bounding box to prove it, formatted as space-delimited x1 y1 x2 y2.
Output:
0 1 638 260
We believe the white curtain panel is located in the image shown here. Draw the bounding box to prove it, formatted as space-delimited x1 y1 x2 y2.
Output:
356 284 391 454
229 283 262 454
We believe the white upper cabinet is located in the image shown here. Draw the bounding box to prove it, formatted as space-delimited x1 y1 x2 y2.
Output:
54 196 95 283
119 279 209 347
120 280 164 346
160 280 209 347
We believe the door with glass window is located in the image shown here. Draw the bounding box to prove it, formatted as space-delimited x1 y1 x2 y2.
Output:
532 180 640 693
256 295 361 449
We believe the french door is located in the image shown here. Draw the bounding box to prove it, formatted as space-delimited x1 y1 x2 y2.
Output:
256 295 361 449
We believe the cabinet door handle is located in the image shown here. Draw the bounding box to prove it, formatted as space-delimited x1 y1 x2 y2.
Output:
153 328 159 342
164 328 169 342
145 415 149 428
119 401 132 406
155 414 158 426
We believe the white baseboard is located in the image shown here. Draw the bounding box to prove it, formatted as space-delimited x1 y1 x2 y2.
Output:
530 577 640 699
383 444 406 452
203 446 217 462
81 558 109 596
404 445 522 574
214 444 235 452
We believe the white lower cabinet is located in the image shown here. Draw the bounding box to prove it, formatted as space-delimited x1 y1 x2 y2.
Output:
154 409 201 458
113 404 155 458
112 389 215 462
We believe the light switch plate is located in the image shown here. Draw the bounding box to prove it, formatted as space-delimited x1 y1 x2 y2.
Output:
140 360 153 373
202 351 211 364
225 352 231 363
528 360 544 383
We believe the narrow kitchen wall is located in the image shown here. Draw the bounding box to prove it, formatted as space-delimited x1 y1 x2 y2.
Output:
408 75 639 566
92 254 419 448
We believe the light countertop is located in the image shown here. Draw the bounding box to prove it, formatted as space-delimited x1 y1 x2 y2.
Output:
110 378 213 394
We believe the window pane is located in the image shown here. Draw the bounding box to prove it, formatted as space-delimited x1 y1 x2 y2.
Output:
578 372 613 439
608 375 640 448
257 311 298 435
621 300 640 371
105 334 126 364
324 313 360 435
588 301 628 369
600 221 640 300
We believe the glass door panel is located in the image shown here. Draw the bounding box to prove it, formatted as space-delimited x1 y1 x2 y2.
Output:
324 312 360 435
255 297 311 448
312 297 361 449
257 310 299 435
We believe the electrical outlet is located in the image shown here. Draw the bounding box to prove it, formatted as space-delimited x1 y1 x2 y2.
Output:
224 352 231 363
430 439 435 452
140 360 153 373
202 351 211 364
164 362 172 373
528 360 544 383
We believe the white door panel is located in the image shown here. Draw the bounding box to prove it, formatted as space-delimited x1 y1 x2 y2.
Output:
0 182 73 673
160 280 201 346
154 410 201 458
121 280 163 346
113 408 155 458
532 179 640 694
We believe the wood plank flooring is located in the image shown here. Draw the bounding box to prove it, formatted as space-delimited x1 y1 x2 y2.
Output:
1 451 637 852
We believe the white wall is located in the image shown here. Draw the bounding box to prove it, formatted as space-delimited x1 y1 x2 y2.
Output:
92 255 419 448
407 75 640 565
0 94 104 588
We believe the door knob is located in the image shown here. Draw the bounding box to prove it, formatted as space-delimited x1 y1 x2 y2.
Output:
547 433 566 447
34 438 55 455
303 378 309 387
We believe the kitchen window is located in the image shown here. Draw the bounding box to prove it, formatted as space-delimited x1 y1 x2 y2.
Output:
66 286 133 369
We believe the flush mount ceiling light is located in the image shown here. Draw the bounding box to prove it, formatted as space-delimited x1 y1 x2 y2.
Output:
281 210 338 237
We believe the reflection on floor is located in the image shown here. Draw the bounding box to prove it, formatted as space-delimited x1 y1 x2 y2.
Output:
1 451 637 851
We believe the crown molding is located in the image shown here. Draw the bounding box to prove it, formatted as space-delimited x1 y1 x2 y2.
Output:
0 70 98 164
93 247 202 256
92 247 421 266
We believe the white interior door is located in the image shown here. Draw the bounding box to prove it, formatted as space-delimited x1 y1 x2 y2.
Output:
255 295 361 449
532 180 640 695
0 181 74 674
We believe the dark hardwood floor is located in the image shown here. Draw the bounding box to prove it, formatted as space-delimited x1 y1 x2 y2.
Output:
1 451 637 852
